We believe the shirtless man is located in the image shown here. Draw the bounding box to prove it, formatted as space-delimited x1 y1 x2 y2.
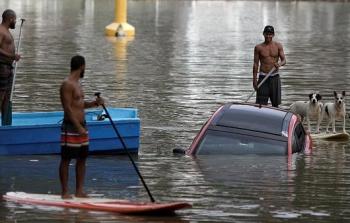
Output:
59 55 104 199
0 9 21 125
253 25 286 108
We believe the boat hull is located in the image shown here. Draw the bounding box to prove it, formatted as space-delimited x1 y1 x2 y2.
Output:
0 108 140 155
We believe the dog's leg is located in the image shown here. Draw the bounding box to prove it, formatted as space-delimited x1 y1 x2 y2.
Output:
316 112 323 134
343 115 346 133
332 118 336 134
326 118 331 134
307 116 312 133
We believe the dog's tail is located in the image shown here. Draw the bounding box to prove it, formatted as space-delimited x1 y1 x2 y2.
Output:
324 105 330 117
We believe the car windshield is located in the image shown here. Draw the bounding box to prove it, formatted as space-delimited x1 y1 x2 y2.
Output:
196 129 287 155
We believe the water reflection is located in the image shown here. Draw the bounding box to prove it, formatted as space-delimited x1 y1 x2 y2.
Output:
106 36 134 80
192 155 296 217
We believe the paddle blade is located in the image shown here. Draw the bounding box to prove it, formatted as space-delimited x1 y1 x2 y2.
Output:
2 101 12 126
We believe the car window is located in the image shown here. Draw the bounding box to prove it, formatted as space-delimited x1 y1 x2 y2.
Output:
196 130 288 155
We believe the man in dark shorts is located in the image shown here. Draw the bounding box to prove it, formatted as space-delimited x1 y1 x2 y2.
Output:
0 9 21 125
59 55 104 199
253 25 286 107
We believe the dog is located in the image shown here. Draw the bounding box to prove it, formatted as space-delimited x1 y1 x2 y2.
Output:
290 93 323 133
321 91 346 133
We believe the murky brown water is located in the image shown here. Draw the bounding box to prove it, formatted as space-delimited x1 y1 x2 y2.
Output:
1 0 350 222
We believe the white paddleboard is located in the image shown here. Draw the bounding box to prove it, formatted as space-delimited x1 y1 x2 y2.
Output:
2 192 191 215
311 132 350 141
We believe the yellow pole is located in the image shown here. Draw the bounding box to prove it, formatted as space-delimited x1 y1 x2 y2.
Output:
115 0 126 23
105 0 135 37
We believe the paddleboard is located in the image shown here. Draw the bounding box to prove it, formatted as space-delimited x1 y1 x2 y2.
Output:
311 132 350 141
2 192 191 215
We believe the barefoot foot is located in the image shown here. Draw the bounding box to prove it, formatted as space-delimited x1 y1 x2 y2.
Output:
61 193 73 199
75 192 88 198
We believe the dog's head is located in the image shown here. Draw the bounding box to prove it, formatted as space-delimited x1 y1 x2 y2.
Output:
309 93 322 104
333 91 346 105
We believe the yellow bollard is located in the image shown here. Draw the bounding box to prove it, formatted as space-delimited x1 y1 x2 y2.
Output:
105 0 135 37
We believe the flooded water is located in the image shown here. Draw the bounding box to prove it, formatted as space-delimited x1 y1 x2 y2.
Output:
1 0 350 222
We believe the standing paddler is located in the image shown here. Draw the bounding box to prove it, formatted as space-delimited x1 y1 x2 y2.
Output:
0 9 21 125
59 55 104 199
253 25 286 108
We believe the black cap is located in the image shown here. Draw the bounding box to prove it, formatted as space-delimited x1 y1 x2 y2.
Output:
263 25 274 34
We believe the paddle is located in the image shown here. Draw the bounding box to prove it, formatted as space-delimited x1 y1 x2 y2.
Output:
244 66 276 103
3 18 25 125
94 92 155 203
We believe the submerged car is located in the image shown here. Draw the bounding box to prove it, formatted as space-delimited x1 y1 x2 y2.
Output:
175 103 312 156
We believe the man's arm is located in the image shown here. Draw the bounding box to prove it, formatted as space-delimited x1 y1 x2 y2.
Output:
60 82 87 135
253 46 260 90
0 49 14 59
84 97 104 109
277 42 286 67
84 101 98 109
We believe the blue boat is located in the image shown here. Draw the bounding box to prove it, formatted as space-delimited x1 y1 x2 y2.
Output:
0 108 140 155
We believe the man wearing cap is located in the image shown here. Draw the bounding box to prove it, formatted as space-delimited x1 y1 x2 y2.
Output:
253 25 286 108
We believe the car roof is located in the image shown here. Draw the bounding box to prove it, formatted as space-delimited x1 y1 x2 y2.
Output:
211 103 292 136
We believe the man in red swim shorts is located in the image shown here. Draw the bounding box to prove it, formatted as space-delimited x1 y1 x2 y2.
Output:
59 55 104 199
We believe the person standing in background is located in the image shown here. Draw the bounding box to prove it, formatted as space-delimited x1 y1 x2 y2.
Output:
253 25 286 108
0 9 21 125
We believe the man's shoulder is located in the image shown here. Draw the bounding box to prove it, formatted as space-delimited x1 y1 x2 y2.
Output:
61 78 70 84
254 43 265 53
255 42 264 47
256 41 282 49
61 78 75 89
272 41 283 47
0 24 9 33
255 42 267 49
0 25 6 36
